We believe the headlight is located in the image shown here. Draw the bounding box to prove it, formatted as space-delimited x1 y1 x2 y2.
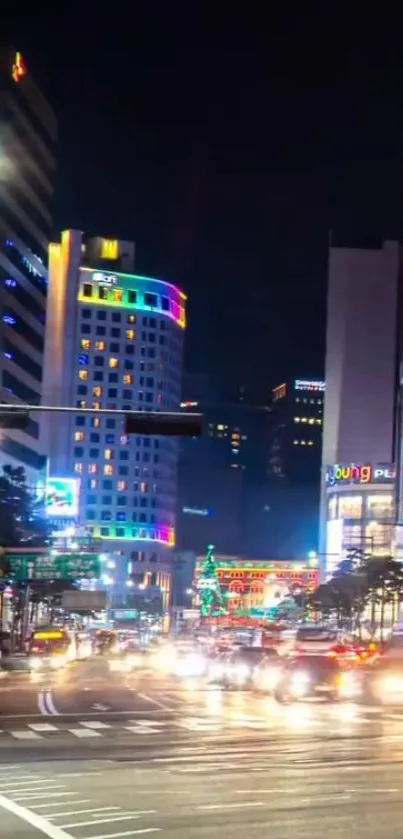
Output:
338 672 360 697
290 671 310 696
258 667 281 690
381 676 403 694
176 655 206 677
30 658 42 671
232 664 250 681
127 655 140 667
51 656 66 670
209 663 223 679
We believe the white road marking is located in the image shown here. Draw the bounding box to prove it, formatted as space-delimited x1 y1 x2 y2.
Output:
0 777 46 786
69 728 102 738
34 800 92 809
45 691 59 716
125 726 159 735
0 791 73 838
197 801 265 810
48 807 121 818
13 792 76 802
131 720 166 727
11 730 42 740
92 703 110 711
4 785 65 794
137 692 172 712
62 815 143 828
80 721 111 730
29 724 59 733
38 692 49 716
90 831 160 839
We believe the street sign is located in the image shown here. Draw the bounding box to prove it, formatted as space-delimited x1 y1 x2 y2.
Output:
5 552 101 581
62 590 107 611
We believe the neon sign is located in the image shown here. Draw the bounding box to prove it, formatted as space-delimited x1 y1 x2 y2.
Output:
12 52 26 83
92 272 117 286
326 463 396 487
295 380 325 392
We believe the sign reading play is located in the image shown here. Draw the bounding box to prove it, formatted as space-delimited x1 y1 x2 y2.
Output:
325 463 396 487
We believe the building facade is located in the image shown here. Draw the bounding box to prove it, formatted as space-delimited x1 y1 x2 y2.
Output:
320 241 401 577
177 378 271 556
267 378 324 558
194 555 319 618
42 231 186 605
0 46 57 481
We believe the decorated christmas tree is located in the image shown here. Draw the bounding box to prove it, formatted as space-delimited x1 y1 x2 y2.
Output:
198 544 227 618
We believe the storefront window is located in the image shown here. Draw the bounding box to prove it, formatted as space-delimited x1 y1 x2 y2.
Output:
365 521 393 555
342 525 362 551
339 495 362 519
366 494 393 521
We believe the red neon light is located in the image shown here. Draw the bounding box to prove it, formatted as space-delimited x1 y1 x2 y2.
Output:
12 52 26 83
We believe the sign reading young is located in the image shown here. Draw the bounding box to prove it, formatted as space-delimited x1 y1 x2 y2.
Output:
325 463 396 487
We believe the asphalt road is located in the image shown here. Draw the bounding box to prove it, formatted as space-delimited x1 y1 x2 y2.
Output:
1 658 403 836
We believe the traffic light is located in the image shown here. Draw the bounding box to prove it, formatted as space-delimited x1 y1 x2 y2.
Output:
0 408 30 429
124 411 202 437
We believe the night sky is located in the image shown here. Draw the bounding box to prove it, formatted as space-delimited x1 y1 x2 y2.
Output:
3 8 403 397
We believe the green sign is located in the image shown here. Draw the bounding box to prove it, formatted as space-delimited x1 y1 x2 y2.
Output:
6 553 101 581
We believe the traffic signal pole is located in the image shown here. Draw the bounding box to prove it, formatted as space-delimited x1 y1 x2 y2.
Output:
0 406 203 436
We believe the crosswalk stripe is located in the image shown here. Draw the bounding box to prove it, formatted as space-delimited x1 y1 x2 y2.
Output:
28 724 59 733
80 721 112 730
68 728 102 738
10 730 42 740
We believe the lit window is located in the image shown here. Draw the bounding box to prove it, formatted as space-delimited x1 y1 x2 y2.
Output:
93 417 100 428
308 440 314 445
294 417 300 423
74 431 84 441
128 314 136 323
90 479 97 489
80 339 90 350
123 374 133 385
93 386 103 397
120 435 128 445
118 480 127 491
109 358 118 369
113 289 123 303
104 464 113 476
95 341 105 351
140 481 148 493
126 329 135 340
78 370 88 381
92 402 101 410
293 440 299 445
88 464 97 474
75 463 83 473
105 449 113 460
79 400 87 408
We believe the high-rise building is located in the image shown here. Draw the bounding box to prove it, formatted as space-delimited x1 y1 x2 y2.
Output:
0 46 57 481
42 230 186 605
177 378 271 556
320 241 401 577
266 378 324 559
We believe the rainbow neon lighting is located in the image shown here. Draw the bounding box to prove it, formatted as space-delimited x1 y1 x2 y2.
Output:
91 523 175 547
78 267 186 329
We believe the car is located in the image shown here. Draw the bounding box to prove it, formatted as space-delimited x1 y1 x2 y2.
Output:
209 647 268 689
363 659 403 705
252 649 283 693
274 655 361 703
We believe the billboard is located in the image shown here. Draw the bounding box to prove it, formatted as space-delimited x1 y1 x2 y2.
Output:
62 590 107 612
45 478 80 518
325 463 395 488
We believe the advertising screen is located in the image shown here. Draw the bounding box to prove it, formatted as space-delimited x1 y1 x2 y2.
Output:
45 478 79 518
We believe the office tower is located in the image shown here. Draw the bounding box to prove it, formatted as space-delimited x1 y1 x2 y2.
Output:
320 241 401 577
0 46 57 480
42 231 186 605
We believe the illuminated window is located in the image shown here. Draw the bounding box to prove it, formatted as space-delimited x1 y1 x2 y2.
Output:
92 402 101 410
92 386 103 397
308 440 314 446
88 464 97 474
80 339 90 350
78 369 88 381
104 464 113 476
74 431 84 442
120 435 128 445
128 314 136 324
79 400 87 409
126 329 135 340
75 463 82 474
118 481 127 491
339 496 362 519
90 479 97 489
93 417 100 428
109 358 118 369
113 289 123 303
123 374 133 385
140 481 148 493
105 449 113 460
95 341 105 351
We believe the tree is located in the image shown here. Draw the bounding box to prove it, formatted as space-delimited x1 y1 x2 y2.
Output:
198 545 227 618
0 465 50 549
